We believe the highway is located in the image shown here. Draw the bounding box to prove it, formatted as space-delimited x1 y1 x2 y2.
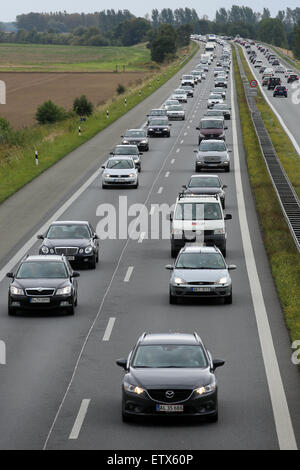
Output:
0 43 299 450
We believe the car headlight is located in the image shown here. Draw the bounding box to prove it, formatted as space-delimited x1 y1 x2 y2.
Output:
124 381 144 395
10 286 24 295
173 277 186 285
214 228 225 234
217 277 229 285
129 173 136 178
85 246 93 254
141 140 147 143
149 128 153 131
104 173 111 178
41 246 49 254
122 140 129 144
164 128 169 131
56 286 72 295
195 382 216 395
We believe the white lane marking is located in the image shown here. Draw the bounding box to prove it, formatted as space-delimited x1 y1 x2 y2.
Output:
170 158 175 164
69 399 90 440
189 120 193 123
138 231 146 243
180 139 184 144
176 148 180 153
242 47 300 157
187 126 190 129
165 171 170 178
0 169 100 282
157 186 163 194
102 317 116 341
124 266 134 282
231 62 297 450
184 132 187 136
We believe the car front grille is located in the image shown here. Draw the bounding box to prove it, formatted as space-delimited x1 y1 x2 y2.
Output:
187 281 213 285
204 157 222 163
147 389 193 403
25 288 55 296
55 247 79 255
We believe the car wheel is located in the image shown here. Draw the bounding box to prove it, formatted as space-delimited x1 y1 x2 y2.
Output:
134 181 139 189
122 410 132 423
8 306 17 316
206 411 218 423
66 303 75 316
102 184 107 189
171 246 178 258
90 256 96 269
195 165 200 173
169 292 177 305
221 247 226 257
74 293 78 307
222 199 225 209
225 292 232 304
96 251 99 263
225 165 230 173
138 168 141 173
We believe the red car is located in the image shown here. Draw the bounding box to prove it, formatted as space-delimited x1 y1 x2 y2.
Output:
287 74 299 83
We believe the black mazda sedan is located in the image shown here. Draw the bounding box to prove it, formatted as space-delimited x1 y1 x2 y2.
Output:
7 255 79 316
38 220 99 269
116 332 225 422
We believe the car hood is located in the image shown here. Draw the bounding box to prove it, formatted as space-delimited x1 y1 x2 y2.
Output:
197 150 228 158
104 168 136 175
123 137 145 142
13 278 70 289
128 367 213 390
42 238 91 249
200 129 223 135
148 124 169 129
173 268 228 283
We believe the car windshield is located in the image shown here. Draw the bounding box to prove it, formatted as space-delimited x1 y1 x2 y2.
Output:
47 224 91 239
176 252 226 269
107 159 134 169
183 76 193 80
214 104 228 110
124 130 146 138
168 105 183 111
209 94 222 99
149 120 168 126
175 202 222 220
114 146 138 155
16 261 68 279
201 120 223 129
199 140 226 151
206 110 224 116
174 89 185 94
188 176 220 188
132 345 207 368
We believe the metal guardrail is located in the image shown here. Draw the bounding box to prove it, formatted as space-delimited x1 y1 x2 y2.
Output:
234 45 300 252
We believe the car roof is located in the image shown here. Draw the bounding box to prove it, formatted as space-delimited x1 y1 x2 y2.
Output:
125 129 145 132
180 244 221 254
115 144 138 149
108 155 134 160
138 332 203 345
189 174 220 179
50 220 89 225
23 255 65 262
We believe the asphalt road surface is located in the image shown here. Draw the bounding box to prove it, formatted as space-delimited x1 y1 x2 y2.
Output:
0 43 299 450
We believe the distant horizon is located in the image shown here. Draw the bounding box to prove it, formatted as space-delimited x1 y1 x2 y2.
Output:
1 1 300 23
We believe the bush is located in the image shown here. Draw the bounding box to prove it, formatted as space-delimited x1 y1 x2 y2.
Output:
73 95 94 117
117 84 126 94
36 100 67 124
0 117 11 133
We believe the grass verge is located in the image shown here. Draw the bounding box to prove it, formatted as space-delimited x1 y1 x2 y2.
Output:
0 42 199 204
233 46 300 358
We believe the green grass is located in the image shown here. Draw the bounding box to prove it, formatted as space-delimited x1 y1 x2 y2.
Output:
0 42 152 72
0 42 198 204
233 46 300 356
238 45 300 200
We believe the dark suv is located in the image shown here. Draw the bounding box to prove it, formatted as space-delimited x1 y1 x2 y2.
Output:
116 332 225 422
7 255 79 316
268 77 281 90
196 117 227 145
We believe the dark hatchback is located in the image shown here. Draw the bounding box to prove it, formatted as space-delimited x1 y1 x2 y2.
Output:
7 255 79 316
116 332 225 422
273 85 288 97
121 129 149 151
38 221 99 269
147 118 171 137
146 108 168 124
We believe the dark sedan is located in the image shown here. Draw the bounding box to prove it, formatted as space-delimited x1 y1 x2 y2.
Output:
38 220 99 269
116 332 225 422
182 174 227 208
7 255 79 316
273 86 287 97
147 118 171 137
121 129 149 151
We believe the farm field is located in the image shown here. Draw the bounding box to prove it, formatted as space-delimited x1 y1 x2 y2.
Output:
0 71 149 127
0 43 152 72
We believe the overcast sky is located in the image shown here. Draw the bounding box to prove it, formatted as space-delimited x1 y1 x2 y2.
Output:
2 0 299 22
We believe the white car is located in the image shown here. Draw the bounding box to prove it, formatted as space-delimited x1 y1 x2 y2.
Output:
171 89 188 103
207 93 224 108
285 68 294 77
275 66 285 73
101 156 138 189
166 105 185 120
163 99 180 110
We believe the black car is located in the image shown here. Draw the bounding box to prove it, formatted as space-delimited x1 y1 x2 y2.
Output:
146 109 167 125
38 220 99 269
180 85 194 97
212 103 231 120
273 86 287 98
147 118 171 137
7 255 79 316
268 77 281 90
182 174 227 208
111 145 142 172
116 332 225 422
287 74 299 83
121 129 149 151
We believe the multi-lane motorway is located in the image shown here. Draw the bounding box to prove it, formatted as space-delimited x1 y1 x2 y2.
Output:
0 43 299 450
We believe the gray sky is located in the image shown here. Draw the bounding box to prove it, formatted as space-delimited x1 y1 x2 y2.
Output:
1 0 299 23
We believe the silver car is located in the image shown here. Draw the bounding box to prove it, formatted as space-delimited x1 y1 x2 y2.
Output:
101 156 138 189
194 139 231 172
166 245 236 304
167 104 185 120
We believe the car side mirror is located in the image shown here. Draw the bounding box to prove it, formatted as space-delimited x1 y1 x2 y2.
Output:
116 358 127 370
228 265 237 270
182 185 187 189
165 265 174 270
101 165 105 169
196 127 200 130
37 234 44 240
140 153 143 156
120 135 124 138
93 234 99 239
72 272 80 278
224 126 228 130
109 152 114 155
212 359 225 371
6 272 14 279
193 149 198 153
225 214 232 220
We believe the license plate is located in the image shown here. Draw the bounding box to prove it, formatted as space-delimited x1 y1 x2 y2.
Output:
66 256 75 261
156 404 184 412
30 297 50 303
192 287 211 292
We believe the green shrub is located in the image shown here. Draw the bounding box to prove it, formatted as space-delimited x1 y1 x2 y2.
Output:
73 95 94 117
117 84 126 94
36 100 67 124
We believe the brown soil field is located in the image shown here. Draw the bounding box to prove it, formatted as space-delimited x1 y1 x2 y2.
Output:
0 72 149 128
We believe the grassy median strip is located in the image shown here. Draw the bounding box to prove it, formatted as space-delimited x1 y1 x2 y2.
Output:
233 47 300 353
0 42 198 204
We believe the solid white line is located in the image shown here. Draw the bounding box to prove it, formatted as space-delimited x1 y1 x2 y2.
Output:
184 132 187 136
102 317 116 341
231 62 297 450
124 266 134 282
176 148 180 153
170 158 175 164
69 399 90 440
189 120 193 123
138 232 146 243
180 139 184 144
165 171 170 178
157 186 163 194
187 125 190 129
